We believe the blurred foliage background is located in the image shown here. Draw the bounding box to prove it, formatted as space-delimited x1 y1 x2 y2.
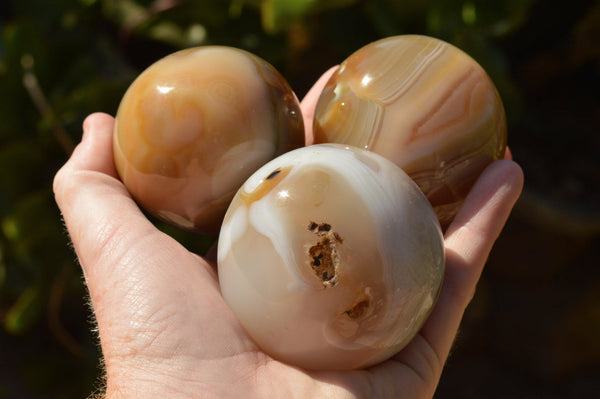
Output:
1 0 599 397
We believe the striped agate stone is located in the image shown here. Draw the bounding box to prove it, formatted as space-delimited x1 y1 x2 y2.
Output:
313 35 507 227
114 46 304 234
218 144 444 370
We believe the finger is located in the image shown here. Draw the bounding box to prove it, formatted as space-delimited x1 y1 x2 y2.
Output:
421 159 523 364
300 66 338 145
66 112 119 178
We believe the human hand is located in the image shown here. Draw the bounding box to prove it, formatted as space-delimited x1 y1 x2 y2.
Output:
54 70 523 399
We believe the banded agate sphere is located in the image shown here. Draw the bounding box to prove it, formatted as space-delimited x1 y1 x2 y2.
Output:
218 144 445 370
313 35 507 227
114 46 304 233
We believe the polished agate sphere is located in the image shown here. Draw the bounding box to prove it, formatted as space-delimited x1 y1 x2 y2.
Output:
313 35 507 227
114 46 304 233
218 144 445 370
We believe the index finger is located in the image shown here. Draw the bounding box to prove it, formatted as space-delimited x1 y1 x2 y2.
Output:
422 159 524 363
300 66 338 145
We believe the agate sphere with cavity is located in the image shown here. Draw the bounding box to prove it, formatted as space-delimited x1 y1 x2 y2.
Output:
217 144 445 370
114 46 304 233
313 35 507 227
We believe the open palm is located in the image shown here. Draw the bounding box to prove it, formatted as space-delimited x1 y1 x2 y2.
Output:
54 70 523 399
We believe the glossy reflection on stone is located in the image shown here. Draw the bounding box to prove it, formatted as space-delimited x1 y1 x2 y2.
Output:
313 35 507 227
114 46 304 234
218 144 445 370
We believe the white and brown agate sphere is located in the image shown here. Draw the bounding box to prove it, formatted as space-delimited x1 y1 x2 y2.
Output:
313 35 507 227
218 144 445 370
113 46 304 234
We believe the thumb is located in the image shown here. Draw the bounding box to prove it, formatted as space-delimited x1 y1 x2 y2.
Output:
53 113 159 281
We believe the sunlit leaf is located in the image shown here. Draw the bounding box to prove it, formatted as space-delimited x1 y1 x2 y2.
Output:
425 0 537 38
102 0 150 30
260 0 357 34
144 20 207 47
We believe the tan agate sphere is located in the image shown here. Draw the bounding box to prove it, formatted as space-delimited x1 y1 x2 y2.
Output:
114 46 304 233
218 144 445 370
313 35 507 227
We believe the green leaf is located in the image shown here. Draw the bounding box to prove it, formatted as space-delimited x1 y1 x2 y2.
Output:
0 243 6 290
261 0 357 34
425 0 537 39
1 190 66 267
101 0 150 30
571 0 600 65
0 140 46 209
3 284 44 335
